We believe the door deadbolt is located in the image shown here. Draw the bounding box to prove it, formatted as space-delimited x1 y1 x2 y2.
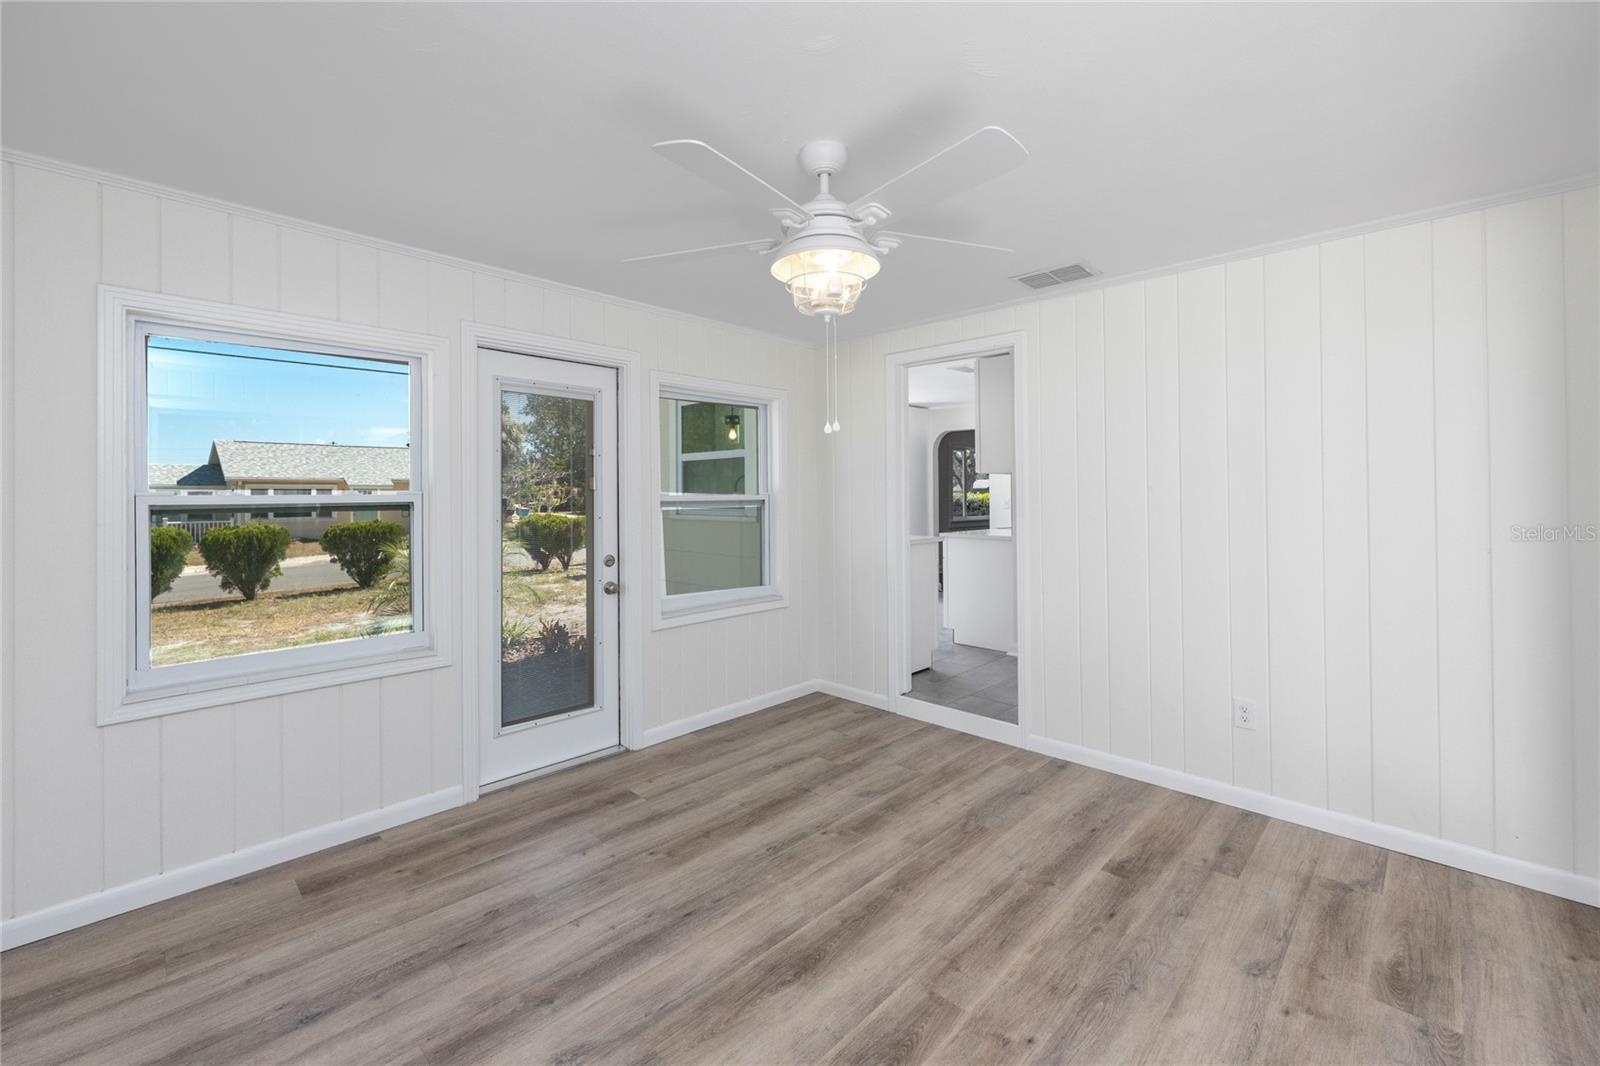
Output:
603 554 616 567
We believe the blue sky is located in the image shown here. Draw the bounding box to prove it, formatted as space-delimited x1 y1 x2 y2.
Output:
146 337 411 465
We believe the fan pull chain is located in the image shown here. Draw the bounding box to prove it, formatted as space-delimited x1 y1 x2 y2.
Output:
825 313 838 435
820 313 831 435
821 313 837 435
833 316 842 433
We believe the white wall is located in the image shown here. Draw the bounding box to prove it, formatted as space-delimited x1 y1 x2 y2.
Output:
0 155 823 930
822 189 1599 895
2 151 1594 931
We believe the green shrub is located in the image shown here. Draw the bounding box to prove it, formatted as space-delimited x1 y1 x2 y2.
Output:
534 618 587 656
512 512 586 571
199 522 291 601
321 519 408 588
149 525 193 599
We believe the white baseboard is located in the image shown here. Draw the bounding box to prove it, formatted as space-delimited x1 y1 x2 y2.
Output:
806 680 1598 907
1 786 465 950
809 679 889 710
1026 736 1600 908
4 685 835 949
637 682 822 747
9 684 1591 950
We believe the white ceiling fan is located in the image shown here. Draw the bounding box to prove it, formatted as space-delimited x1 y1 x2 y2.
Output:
625 126 1029 319
626 126 1028 433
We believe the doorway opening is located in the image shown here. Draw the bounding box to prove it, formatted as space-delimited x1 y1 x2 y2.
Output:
898 352 1019 727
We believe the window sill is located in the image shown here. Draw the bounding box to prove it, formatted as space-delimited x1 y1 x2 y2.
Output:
101 646 450 726
652 590 788 631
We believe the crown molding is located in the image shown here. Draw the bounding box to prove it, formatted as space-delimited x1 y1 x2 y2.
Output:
7 147 1592 355
875 171 1600 340
0 147 815 352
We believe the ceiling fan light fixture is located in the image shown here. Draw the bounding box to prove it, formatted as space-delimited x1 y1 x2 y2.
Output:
770 245 880 317
783 267 867 316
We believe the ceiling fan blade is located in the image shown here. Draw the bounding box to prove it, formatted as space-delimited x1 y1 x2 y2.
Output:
622 237 777 264
847 126 1028 222
653 139 810 215
875 230 1012 254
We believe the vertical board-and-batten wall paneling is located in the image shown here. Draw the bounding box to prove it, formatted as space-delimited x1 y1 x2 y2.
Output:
1566 190 1599 880
1178 266 1233 785
1 160 16 920
1104 283 1151 764
1366 221 1440 837
1320 235 1373 820
1226 257 1272 797
1487 197 1576 870
1 154 821 933
1264 245 1324 809
1076 291 1111 753
829 188 1599 900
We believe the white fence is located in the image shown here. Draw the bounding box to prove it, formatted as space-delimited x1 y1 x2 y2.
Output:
156 514 354 542
158 518 237 542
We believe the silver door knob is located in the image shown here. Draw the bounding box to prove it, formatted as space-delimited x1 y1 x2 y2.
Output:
603 580 619 595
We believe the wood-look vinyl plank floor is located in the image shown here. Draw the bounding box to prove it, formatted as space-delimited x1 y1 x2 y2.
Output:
3 694 1596 1065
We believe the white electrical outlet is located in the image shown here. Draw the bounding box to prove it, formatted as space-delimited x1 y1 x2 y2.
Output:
1234 698 1260 731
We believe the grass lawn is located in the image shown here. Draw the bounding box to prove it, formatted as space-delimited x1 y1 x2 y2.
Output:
182 538 327 568
501 541 589 659
150 538 575 668
150 583 410 666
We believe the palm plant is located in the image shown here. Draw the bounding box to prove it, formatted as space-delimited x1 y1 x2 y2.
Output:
365 544 411 617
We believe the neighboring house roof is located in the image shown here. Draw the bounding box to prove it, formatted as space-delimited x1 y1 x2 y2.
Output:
211 440 410 488
148 462 226 488
148 440 410 489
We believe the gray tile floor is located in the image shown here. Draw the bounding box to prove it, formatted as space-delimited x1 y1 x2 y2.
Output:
905 626 1018 724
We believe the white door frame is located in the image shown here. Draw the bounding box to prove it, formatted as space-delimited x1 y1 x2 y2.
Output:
882 330 1036 747
459 323 645 803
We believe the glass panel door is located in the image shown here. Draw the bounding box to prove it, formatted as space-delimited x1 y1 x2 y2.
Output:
499 387 596 726
479 348 619 788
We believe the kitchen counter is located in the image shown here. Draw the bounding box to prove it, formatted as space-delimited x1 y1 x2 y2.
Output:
940 527 1016 652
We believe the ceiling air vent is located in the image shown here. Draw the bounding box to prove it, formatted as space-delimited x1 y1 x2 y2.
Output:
1013 263 1094 290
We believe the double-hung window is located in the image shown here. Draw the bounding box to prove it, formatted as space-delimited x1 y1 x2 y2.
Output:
655 377 785 624
115 312 433 717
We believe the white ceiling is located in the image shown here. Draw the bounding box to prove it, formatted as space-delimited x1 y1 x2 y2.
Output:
4 3 1595 342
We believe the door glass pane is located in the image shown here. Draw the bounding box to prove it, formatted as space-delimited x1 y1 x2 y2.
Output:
500 388 595 727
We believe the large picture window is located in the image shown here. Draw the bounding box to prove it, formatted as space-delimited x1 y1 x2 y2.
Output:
130 322 427 697
655 378 784 623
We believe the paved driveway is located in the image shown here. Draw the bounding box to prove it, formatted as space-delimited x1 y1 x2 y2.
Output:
155 555 353 605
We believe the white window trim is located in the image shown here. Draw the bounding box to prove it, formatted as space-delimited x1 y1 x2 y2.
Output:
650 372 787 629
97 286 453 724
